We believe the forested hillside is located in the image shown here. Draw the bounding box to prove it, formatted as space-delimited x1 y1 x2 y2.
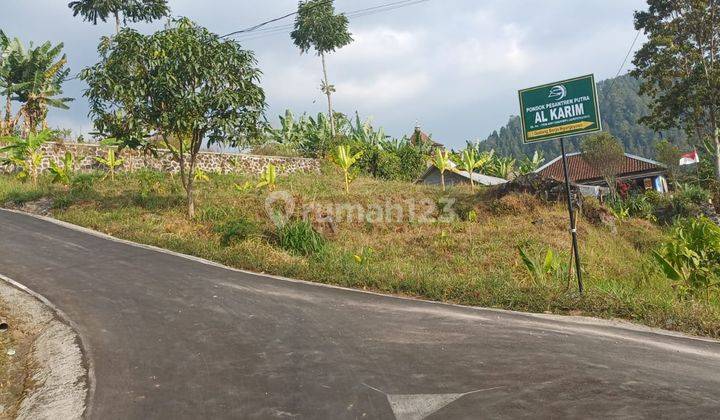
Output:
479 75 691 160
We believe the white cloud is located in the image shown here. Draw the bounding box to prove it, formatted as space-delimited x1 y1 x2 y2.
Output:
336 72 430 106
3 0 650 148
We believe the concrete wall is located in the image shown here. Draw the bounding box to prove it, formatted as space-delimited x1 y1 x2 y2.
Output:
6 142 320 175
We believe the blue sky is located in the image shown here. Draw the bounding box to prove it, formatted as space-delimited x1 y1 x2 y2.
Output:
1 0 647 149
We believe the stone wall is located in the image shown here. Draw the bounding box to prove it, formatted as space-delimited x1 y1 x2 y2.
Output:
7 142 320 175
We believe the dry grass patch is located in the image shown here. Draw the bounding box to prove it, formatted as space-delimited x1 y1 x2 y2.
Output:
1 171 718 337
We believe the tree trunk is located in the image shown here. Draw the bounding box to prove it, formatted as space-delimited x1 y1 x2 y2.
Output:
441 171 446 192
715 126 720 180
2 95 11 136
321 52 336 137
115 12 121 35
186 178 195 219
185 134 203 219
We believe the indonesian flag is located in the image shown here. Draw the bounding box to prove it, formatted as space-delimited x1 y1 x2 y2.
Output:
679 150 700 165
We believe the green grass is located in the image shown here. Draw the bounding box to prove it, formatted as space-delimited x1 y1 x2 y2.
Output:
1 169 719 338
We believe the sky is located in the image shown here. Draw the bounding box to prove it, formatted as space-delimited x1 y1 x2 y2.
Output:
1 0 648 149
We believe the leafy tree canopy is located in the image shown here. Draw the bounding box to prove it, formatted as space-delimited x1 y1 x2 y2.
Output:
81 17 266 217
291 0 353 55
68 0 169 29
632 0 720 178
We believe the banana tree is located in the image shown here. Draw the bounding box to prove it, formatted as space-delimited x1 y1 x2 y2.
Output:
455 148 494 190
48 151 75 185
11 40 73 135
94 148 124 180
0 129 52 185
519 150 545 175
331 145 362 194
488 155 516 180
256 163 277 191
430 148 452 191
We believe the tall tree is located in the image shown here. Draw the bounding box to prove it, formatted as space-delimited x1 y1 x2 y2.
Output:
291 0 352 138
632 0 720 180
581 132 626 198
82 18 266 218
13 41 73 134
0 34 72 135
68 0 169 34
0 31 15 136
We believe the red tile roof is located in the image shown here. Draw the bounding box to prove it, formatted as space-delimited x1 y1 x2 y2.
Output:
537 153 665 183
409 128 444 149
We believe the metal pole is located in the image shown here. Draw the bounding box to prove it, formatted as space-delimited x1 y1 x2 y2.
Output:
560 137 583 293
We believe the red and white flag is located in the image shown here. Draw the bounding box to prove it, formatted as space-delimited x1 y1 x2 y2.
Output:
679 150 700 165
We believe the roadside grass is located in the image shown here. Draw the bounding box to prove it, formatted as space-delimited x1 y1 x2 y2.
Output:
0 305 32 419
1 170 719 338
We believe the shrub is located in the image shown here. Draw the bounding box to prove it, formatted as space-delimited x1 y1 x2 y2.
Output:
136 169 165 199
70 173 98 197
654 217 720 300
251 142 301 157
276 219 326 256
623 193 656 221
214 219 257 246
518 246 570 285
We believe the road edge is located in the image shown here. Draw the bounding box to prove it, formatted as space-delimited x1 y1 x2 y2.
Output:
2 207 718 345
0 274 94 419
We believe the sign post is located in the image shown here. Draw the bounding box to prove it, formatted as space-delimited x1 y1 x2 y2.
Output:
518 74 602 293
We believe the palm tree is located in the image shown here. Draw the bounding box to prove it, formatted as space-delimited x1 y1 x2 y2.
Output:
68 0 170 34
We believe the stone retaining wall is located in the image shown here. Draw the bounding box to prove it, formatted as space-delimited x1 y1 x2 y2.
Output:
14 142 320 175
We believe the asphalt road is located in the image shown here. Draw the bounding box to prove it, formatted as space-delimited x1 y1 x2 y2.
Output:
1 209 719 419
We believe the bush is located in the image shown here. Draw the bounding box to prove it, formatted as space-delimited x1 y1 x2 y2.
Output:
214 219 256 246
134 169 166 205
623 193 656 221
353 141 428 182
70 173 98 197
276 219 326 256
654 217 720 300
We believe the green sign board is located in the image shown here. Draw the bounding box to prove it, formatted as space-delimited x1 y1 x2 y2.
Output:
518 74 602 143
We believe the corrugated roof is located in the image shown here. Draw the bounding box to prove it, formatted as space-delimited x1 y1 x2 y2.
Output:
536 152 665 183
417 161 508 186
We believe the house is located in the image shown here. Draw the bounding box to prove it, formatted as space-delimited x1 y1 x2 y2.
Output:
417 161 508 187
408 125 445 150
535 152 669 194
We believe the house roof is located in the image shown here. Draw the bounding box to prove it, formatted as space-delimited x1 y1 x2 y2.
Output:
535 152 666 183
409 127 444 149
418 161 508 186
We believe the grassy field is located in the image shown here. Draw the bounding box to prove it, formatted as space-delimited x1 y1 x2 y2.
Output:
1 168 719 338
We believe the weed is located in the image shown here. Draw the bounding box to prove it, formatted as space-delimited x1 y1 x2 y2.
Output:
277 219 326 256
214 218 257 246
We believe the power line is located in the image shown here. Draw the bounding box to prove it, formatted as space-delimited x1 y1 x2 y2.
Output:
231 0 429 41
61 0 431 82
221 0 333 38
230 0 430 42
607 29 641 91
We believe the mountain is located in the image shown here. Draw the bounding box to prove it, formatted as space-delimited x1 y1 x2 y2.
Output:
478 75 691 160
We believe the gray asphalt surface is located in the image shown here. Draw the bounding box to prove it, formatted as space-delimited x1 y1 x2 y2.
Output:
1 209 719 419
